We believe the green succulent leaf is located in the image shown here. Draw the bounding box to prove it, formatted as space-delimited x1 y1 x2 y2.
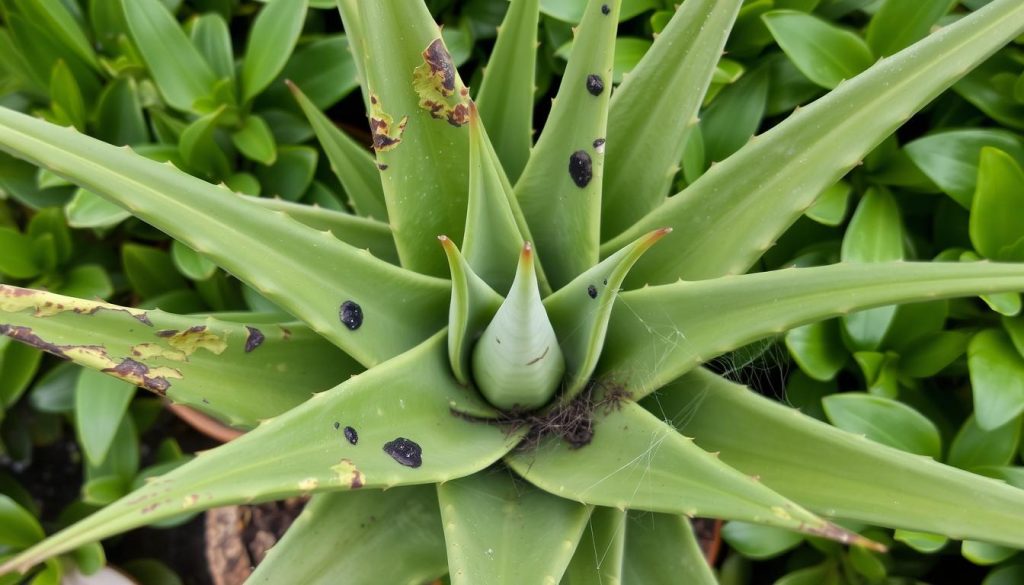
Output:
0 107 450 366
0 284 356 427
785 320 846 381
968 329 1024 430
822 393 942 458
545 228 670 403
241 0 308 103
65 189 132 229
948 414 1021 470
14 0 99 73
562 506 626 584
700 64 770 164
506 401 875 547
93 77 149 147
464 104 531 292
438 470 591 585
248 488 447 585
600 0 742 238
48 60 85 132
970 147 1024 261
515 0 619 288
658 368 1024 548
0 334 520 575
866 0 957 57
0 494 44 549
439 236 503 387
243 195 397 263
231 114 277 166
721 521 803 560
607 0 1024 285
74 369 136 466
122 0 219 112
351 2 471 276
763 10 874 90
893 529 949 553
287 80 388 221
602 261 1024 402
475 0 539 182
472 244 565 411
905 129 1024 209
622 514 716 585
189 13 235 82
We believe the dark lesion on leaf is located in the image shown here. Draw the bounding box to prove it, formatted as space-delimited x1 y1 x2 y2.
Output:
103 358 173 395
413 39 472 127
244 326 265 353
382 437 422 468
369 94 408 153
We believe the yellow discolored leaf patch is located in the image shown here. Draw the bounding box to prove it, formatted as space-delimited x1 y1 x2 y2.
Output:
412 38 471 127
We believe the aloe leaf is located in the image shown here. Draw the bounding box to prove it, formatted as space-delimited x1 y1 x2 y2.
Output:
439 236 504 386
287 80 388 221
602 261 1024 401
562 506 626 584
0 107 450 367
600 0 742 239
334 0 370 109
515 0 618 288
622 513 716 585
0 284 356 428
240 0 308 103
464 103 529 292
473 244 565 411
248 488 448 585
438 470 591 585
605 0 1024 286
243 195 397 263
0 334 520 575
506 401 877 547
353 2 472 276
653 368 1024 548
545 228 670 404
121 0 219 112
475 0 539 181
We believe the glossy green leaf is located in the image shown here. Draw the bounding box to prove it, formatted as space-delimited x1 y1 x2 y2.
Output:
0 227 40 279
122 244 187 299
248 488 447 585
515 0 619 288
439 236 503 386
905 129 1024 209
963 540 1018 565
351 3 471 276
866 0 956 57
189 13 234 82
562 507 626 584
287 81 388 221
971 147 1024 261
721 521 803 560
805 181 852 226
840 189 905 350
606 0 1024 285
75 369 135 466
969 329 1024 430
545 229 670 403
265 35 358 110
763 10 874 89
600 0 742 238
700 64 770 164
656 368 1024 548
0 107 451 366
170 240 217 281
231 114 277 166
785 320 846 381
985 564 1024 585
122 0 219 112
48 60 85 131
0 334 519 575
540 0 654 22
179 108 230 179
15 0 98 72
0 495 43 548
243 195 397 263
439 470 590 585
0 284 357 427
507 401 870 546
948 414 1021 470
900 330 970 378
65 189 131 229
255 145 317 200
822 393 941 458
893 529 948 553
241 0 308 102
602 261 1024 402
955 48 1024 131
622 514 715 585
475 0 539 181
473 243 565 411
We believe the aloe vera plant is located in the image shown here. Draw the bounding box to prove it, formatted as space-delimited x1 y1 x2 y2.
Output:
2 0 1024 582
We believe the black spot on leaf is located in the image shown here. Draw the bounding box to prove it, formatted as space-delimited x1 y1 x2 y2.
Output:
601 4 610 14
593 138 606 154
383 437 422 468
587 285 598 299
334 422 340 430
344 426 359 445
339 301 363 330
586 74 604 96
244 326 265 353
569 151 593 188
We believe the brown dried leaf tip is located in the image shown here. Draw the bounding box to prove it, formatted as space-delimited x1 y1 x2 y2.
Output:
369 94 408 152
413 38 471 127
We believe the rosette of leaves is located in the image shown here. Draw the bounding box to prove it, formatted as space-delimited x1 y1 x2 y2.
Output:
2 0 1024 583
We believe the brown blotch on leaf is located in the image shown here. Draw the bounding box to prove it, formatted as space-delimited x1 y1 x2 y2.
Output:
447 102 471 127
103 357 173 395
422 39 457 95
0 324 67 356
376 163 389 171
569 150 593 188
244 326 265 353
155 329 178 338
